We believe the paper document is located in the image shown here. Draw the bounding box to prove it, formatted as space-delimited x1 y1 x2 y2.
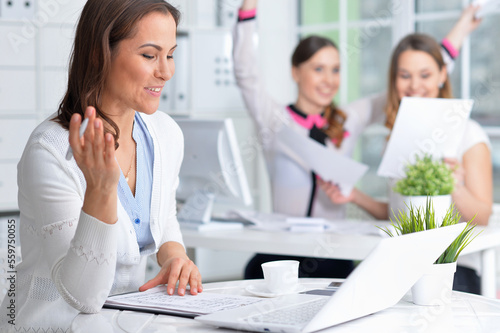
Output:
287 217 328 232
277 127 368 196
225 209 290 231
179 221 244 232
105 285 263 317
474 0 500 18
226 209 385 235
377 97 473 179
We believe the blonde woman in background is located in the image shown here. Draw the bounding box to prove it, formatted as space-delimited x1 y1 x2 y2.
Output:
323 29 492 295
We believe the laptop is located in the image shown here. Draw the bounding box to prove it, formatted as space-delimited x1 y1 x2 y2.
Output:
195 223 466 333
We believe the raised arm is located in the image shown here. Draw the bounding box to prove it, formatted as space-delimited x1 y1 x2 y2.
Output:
441 4 482 73
241 0 257 11
444 4 482 52
233 0 288 137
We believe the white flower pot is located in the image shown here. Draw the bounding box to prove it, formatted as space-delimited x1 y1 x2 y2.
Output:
411 261 457 306
390 194 452 227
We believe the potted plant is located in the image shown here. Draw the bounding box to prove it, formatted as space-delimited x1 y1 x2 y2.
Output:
380 199 479 306
391 154 455 226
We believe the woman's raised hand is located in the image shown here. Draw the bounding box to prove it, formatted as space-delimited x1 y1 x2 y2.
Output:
457 4 483 35
69 106 120 224
445 4 483 51
241 0 258 11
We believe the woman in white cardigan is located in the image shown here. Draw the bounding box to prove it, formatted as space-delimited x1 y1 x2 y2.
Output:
2 1 201 331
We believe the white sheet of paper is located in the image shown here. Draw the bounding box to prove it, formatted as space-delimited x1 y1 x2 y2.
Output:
377 97 473 179
474 0 500 18
277 127 368 196
226 210 387 235
226 209 290 231
106 285 262 316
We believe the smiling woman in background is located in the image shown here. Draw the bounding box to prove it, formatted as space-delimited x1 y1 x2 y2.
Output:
234 0 372 279
323 5 490 226
325 32 493 227
323 33 492 295
0 0 202 331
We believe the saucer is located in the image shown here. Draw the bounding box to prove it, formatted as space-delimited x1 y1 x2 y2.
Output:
245 282 306 298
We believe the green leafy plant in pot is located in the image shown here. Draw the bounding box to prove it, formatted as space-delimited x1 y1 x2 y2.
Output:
380 198 479 306
392 154 455 226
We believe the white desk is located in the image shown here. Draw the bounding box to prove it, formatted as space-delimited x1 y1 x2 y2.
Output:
182 222 500 298
71 278 500 332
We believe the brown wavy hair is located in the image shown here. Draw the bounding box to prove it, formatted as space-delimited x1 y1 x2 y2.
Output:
385 33 452 130
54 0 180 148
292 36 347 148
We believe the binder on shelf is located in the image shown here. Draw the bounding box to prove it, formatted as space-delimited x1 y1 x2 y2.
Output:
216 0 239 28
194 0 216 27
173 34 190 111
158 80 174 114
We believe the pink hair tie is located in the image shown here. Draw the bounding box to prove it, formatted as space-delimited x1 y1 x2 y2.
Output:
238 8 256 20
442 38 459 59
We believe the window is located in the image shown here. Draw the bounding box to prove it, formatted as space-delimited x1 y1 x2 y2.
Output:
299 0 393 104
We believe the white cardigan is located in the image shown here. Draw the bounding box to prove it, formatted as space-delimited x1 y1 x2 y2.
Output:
1 111 184 332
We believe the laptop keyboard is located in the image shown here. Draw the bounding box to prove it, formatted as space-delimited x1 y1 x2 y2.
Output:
243 298 329 326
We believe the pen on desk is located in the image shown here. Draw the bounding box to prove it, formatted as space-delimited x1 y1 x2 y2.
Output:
65 117 89 160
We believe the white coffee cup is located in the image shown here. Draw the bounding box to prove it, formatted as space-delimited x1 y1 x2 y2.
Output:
261 260 299 294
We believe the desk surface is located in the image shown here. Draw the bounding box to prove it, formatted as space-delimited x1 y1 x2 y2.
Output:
72 278 500 333
182 222 500 297
181 222 500 260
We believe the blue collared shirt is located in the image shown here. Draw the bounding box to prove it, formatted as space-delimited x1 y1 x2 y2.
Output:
117 112 154 250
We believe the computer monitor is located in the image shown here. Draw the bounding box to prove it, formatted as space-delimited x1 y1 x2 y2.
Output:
174 118 253 225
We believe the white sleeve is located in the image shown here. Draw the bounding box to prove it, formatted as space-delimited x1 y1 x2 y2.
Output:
159 176 185 249
233 19 288 136
158 117 185 249
458 120 491 159
18 142 118 313
342 91 387 134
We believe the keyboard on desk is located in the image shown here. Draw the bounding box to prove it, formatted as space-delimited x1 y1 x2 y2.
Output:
210 216 256 226
225 210 289 227
243 297 329 326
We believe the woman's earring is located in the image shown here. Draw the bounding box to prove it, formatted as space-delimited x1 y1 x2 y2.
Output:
439 82 444 89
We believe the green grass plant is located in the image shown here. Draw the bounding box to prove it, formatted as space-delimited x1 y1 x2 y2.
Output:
379 198 480 264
